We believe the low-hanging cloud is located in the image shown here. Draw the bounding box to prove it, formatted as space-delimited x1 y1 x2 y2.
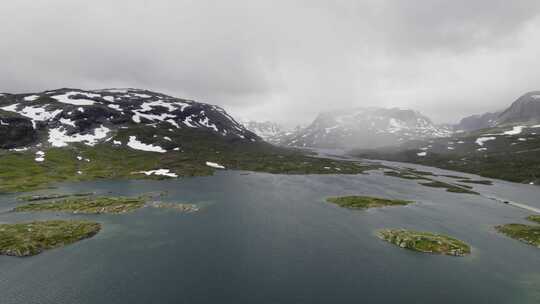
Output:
1 0 540 126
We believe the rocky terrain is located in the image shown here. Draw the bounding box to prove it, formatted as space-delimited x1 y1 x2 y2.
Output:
355 91 540 184
0 88 376 193
377 229 471 256
0 88 259 150
280 107 452 149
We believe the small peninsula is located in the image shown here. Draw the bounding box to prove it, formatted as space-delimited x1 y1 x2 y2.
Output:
0 220 101 257
14 196 146 214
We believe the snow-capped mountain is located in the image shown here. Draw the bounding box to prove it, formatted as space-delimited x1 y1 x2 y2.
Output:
0 88 259 150
240 120 285 144
282 107 452 149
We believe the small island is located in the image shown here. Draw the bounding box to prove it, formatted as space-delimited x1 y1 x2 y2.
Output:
419 181 479 195
17 192 94 202
150 202 200 213
383 170 428 180
377 229 471 256
496 215 540 248
14 196 146 214
326 195 413 209
457 179 493 185
527 215 540 224
0 220 101 257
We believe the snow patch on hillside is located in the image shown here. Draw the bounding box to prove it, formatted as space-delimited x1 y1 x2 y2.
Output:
138 169 178 178
52 92 99 105
127 136 166 153
475 137 496 146
49 125 110 147
206 161 225 169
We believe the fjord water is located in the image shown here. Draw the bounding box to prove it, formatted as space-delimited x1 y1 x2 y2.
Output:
0 169 539 303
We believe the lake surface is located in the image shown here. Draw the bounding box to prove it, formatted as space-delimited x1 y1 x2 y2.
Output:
1 165 539 303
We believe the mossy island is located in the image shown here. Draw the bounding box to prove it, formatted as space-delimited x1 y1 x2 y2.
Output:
14 196 146 214
377 229 471 256
0 220 101 257
326 195 413 209
495 215 540 248
150 202 200 213
419 181 479 195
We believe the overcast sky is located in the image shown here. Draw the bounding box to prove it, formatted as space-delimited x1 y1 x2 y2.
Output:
1 0 540 127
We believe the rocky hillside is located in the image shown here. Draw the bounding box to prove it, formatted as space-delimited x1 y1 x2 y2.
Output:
282 107 452 149
455 91 540 131
0 88 374 193
354 123 540 184
0 88 259 150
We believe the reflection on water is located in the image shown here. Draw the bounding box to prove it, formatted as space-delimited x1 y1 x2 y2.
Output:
0 169 539 304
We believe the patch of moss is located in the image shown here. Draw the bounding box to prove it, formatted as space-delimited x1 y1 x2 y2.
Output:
419 181 479 195
457 179 493 185
17 192 93 202
150 202 199 213
495 224 540 248
326 195 412 209
383 170 427 180
527 215 540 224
0 142 379 193
377 229 471 256
14 196 146 214
0 220 101 257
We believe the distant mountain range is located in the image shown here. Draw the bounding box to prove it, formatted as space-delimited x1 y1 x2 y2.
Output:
0 88 369 193
239 120 288 144
354 91 540 184
455 91 540 131
246 107 452 150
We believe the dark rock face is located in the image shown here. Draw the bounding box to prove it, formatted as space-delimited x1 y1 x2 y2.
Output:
0 111 36 149
498 91 540 125
455 91 540 132
0 88 259 150
456 112 500 132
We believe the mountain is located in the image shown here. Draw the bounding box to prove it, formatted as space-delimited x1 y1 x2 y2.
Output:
353 91 540 184
497 91 540 125
455 91 540 132
455 112 500 132
0 88 371 193
240 120 286 144
281 107 452 149
0 88 259 150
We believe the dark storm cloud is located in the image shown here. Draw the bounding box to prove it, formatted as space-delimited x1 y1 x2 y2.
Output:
1 0 540 125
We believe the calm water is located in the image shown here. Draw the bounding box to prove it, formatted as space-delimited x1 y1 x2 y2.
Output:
0 167 539 303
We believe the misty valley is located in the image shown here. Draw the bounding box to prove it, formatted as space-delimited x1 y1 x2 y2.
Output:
2 2 540 303
0 88 539 303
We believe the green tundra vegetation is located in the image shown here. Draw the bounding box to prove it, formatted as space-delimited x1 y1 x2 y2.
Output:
457 179 493 185
326 195 413 209
14 196 146 214
383 170 428 180
0 139 378 193
377 229 471 256
0 220 101 257
150 202 200 213
17 192 94 202
419 181 479 195
495 215 540 248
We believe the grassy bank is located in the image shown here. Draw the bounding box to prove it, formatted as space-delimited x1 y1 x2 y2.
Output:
0 220 101 257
